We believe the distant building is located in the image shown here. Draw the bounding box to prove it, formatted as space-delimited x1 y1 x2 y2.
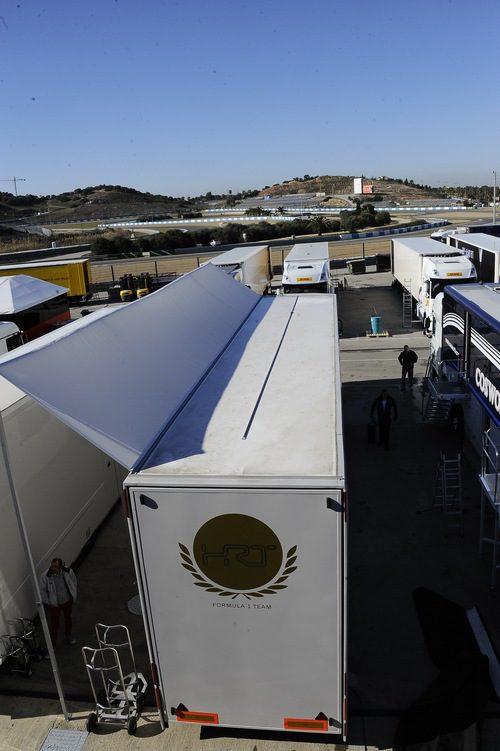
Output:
353 177 374 195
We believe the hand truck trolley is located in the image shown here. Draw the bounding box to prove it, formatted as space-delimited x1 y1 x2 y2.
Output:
13 618 44 662
82 623 147 735
0 634 32 676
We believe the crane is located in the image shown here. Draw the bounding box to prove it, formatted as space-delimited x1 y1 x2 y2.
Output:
0 177 27 196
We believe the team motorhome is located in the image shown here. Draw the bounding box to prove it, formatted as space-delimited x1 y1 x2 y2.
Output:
0 265 347 737
427 283 500 589
444 233 500 284
282 242 331 293
429 284 500 448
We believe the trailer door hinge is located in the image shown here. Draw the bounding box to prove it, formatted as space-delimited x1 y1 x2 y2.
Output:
140 494 158 510
326 497 342 512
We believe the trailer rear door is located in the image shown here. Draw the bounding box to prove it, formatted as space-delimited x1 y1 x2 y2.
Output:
130 486 346 734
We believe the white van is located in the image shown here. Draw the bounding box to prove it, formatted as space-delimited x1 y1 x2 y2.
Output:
282 242 331 293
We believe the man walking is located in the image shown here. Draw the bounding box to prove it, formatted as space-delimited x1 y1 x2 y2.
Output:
40 558 77 647
398 345 418 391
370 388 398 450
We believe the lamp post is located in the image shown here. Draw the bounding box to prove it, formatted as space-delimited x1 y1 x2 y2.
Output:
494 170 497 225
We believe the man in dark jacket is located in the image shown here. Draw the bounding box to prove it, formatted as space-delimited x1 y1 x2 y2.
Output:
370 389 398 450
398 345 418 391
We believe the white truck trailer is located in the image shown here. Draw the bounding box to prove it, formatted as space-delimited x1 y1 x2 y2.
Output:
391 237 477 331
444 232 500 283
282 241 331 293
208 245 271 294
0 264 347 738
0 376 125 636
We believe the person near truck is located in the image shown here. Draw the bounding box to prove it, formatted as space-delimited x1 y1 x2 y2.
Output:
398 345 418 391
40 558 77 648
370 389 398 450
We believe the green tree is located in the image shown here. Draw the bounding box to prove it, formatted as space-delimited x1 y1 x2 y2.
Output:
91 238 114 256
212 223 244 244
243 222 274 241
245 207 271 217
309 215 330 236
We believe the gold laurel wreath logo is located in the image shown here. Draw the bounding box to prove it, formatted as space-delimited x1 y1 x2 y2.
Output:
178 543 298 599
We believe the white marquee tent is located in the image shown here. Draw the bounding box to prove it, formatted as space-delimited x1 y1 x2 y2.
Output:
0 274 68 314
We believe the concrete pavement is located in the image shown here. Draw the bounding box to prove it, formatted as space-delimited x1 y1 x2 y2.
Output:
0 694 374 751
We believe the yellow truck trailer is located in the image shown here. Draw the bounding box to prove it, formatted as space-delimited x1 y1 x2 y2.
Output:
0 258 92 301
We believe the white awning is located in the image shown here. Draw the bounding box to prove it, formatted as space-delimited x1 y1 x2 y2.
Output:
0 265 258 469
0 275 68 313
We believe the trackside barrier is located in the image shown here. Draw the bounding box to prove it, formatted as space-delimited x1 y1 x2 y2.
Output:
203 206 468 214
337 219 448 241
99 217 299 229
100 211 465 230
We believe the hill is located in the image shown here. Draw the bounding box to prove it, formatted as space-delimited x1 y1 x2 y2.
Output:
0 177 448 232
0 185 191 224
258 175 444 203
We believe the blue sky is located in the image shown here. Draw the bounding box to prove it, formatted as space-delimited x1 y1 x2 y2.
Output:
1 0 499 197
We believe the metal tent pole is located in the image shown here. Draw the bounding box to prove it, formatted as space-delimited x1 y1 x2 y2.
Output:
493 170 497 225
0 414 71 720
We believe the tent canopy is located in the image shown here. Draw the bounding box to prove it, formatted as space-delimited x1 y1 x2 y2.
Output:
0 275 68 314
0 265 259 469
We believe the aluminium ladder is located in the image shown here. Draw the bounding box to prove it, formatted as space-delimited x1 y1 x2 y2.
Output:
431 451 463 535
402 279 413 328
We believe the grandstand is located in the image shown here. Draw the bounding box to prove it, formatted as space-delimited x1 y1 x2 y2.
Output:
236 193 329 211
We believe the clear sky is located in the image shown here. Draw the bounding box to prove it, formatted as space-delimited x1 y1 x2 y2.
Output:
1 0 499 197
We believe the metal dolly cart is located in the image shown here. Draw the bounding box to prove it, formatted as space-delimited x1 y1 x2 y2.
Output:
82 623 147 735
0 617 44 676
13 618 44 662
0 634 32 676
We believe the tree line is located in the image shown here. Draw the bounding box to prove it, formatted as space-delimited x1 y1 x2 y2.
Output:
90 204 392 257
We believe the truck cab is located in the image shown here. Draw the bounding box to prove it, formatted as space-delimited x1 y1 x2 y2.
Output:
282 259 331 293
282 242 331 294
0 321 26 355
417 255 477 333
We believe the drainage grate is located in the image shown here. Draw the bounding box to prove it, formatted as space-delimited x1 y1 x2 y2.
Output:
40 729 88 751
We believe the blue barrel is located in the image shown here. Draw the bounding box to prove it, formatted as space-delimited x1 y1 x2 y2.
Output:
371 315 381 335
